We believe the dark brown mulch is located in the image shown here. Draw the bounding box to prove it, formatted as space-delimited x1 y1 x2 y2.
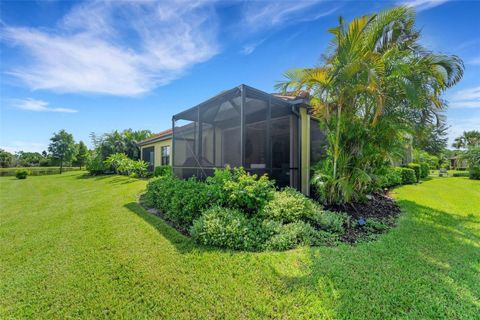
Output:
325 193 402 244
325 193 401 220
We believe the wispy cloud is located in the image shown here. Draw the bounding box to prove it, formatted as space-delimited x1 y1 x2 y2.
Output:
449 86 480 109
12 98 77 113
467 56 480 65
1 1 219 96
241 39 265 55
241 1 335 31
0 141 47 153
447 116 480 145
399 0 450 12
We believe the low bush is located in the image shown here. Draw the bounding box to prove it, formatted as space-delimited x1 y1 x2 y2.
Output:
263 221 315 251
470 166 480 180
377 167 403 188
452 172 469 177
261 187 320 223
309 210 348 234
419 163 430 179
191 206 258 251
206 167 275 215
407 163 421 182
154 165 172 177
146 175 212 229
15 169 30 179
86 154 107 175
465 147 480 180
104 153 148 178
400 167 416 185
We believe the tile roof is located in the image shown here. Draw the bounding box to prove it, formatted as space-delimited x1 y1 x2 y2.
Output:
137 128 172 145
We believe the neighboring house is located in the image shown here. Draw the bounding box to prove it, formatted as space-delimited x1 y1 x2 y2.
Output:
449 156 468 170
138 129 172 171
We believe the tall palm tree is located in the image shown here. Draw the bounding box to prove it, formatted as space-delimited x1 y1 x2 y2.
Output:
452 130 480 149
276 6 463 204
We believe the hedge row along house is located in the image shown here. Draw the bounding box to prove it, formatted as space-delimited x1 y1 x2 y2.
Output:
138 84 326 195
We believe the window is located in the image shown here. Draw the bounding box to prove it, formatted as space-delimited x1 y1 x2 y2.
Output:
161 146 170 165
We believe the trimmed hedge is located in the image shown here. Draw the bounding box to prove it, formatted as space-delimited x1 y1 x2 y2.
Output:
419 163 429 179
400 167 416 185
407 163 421 182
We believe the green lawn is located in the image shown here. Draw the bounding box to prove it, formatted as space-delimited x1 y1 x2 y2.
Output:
1 172 479 319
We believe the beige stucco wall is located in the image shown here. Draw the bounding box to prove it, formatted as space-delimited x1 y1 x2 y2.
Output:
140 138 172 167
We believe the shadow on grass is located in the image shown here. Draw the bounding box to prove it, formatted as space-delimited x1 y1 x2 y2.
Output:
124 202 223 254
76 173 139 184
269 200 480 317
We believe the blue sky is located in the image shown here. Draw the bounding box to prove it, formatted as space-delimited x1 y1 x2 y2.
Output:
1 0 479 152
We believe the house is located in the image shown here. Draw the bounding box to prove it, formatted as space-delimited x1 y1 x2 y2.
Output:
449 155 468 170
138 129 173 171
140 84 325 195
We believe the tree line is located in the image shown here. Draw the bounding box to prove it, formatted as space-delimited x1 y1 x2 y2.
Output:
1 129 153 173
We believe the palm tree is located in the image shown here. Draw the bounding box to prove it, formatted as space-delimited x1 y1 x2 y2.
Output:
277 6 463 204
452 130 480 149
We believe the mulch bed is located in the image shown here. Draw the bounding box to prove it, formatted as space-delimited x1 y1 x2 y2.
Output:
325 192 402 244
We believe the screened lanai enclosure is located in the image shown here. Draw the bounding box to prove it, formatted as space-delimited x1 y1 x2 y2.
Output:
172 84 325 194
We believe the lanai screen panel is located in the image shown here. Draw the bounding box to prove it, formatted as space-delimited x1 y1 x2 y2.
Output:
173 87 242 179
244 86 294 187
172 85 297 188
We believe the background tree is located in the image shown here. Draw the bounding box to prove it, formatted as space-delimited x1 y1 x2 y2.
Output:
277 6 463 204
90 129 152 161
0 149 14 168
452 130 480 149
48 130 77 173
75 141 88 170
413 122 448 156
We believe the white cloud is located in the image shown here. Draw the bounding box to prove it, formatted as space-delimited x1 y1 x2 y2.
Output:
1 1 219 96
447 116 480 146
399 0 449 11
241 1 334 31
241 39 265 55
12 98 77 113
448 86 480 109
0 141 47 153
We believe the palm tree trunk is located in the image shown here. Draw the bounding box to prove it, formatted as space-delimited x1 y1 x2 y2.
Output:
333 104 342 179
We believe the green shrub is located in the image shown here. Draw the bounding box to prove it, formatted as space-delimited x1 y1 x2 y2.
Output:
15 169 30 179
469 166 480 180
310 230 341 246
206 167 275 215
452 172 469 177
309 210 348 234
104 153 148 177
407 163 421 182
419 163 429 179
145 175 212 229
377 167 403 188
191 206 258 251
261 187 320 223
263 221 315 251
364 218 389 233
400 167 416 184
86 154 106 175
465 147 480 180
154 165 172 177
